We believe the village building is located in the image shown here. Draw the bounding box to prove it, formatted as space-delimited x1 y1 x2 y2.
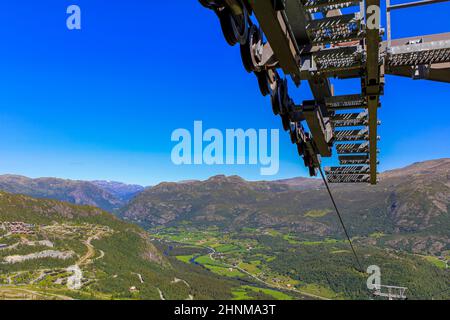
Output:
3 222 35 235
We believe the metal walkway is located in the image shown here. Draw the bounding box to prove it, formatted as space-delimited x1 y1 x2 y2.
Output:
199 0 450 184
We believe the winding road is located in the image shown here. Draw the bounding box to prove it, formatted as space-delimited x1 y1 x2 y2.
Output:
205 246 329 300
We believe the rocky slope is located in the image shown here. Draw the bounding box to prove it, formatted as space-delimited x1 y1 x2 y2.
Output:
91 180 145 202
0 175 144 212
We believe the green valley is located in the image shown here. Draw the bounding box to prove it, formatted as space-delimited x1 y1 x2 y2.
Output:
0 159 449 300
151 225 450 300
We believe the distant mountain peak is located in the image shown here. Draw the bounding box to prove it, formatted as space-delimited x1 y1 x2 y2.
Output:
381 158 450 179
90 180 145 202
206 175 246 183
0 176 146 212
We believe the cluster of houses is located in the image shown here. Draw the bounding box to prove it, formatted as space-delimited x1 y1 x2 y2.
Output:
1 222 35 235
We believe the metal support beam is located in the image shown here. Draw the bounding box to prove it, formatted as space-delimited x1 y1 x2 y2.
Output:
303 101 333 156
249 0 302 80
285 0 335 101
386 0 392 47
385 0 450 48
383 32 450 83
364 0 382 185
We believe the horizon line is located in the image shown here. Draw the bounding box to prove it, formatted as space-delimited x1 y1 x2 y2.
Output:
0 157 448 187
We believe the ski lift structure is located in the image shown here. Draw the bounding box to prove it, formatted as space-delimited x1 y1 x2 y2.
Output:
372 284 408 300
198 0 450 184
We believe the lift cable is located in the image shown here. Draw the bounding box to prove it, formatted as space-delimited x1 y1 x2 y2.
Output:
318 166 364 273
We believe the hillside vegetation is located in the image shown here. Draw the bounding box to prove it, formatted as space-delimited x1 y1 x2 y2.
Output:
0 191 253 300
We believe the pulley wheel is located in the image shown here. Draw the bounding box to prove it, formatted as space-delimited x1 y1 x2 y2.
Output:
255 71 270 97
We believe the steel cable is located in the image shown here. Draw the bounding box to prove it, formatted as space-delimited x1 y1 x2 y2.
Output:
318 166 364 272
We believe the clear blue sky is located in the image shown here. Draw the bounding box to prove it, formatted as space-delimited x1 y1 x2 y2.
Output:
0 1 449 186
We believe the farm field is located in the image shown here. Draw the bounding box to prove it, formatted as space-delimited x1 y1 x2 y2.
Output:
151 225 450 300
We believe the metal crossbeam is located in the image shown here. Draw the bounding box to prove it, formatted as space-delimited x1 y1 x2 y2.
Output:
331 111 368 127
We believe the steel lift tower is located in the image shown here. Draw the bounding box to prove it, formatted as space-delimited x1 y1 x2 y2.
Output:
199 0 450 184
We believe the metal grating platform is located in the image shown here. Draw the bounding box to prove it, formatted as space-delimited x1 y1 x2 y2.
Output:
306 13 364 45
324 94 367 110
313 46 364 74
388 39 450 66
302 0 360 13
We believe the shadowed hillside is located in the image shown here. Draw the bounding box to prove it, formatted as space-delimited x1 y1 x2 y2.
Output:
0 175 144 212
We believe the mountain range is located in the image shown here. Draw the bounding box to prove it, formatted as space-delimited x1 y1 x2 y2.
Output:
0 159 448 257
119 159 450 256
91 180 145 202
0 158 448 299
0 175 144 212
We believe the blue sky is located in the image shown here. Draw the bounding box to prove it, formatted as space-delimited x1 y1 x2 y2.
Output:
0 1 449 186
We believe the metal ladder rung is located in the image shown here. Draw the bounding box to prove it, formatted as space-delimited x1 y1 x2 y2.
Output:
325 94 366 110
327 174 370 183
302 0 360 13
334 128 369 141
331 111 368 121
338 155 369 165
331 111 368 127
336 142 369 154
325 165 370 175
